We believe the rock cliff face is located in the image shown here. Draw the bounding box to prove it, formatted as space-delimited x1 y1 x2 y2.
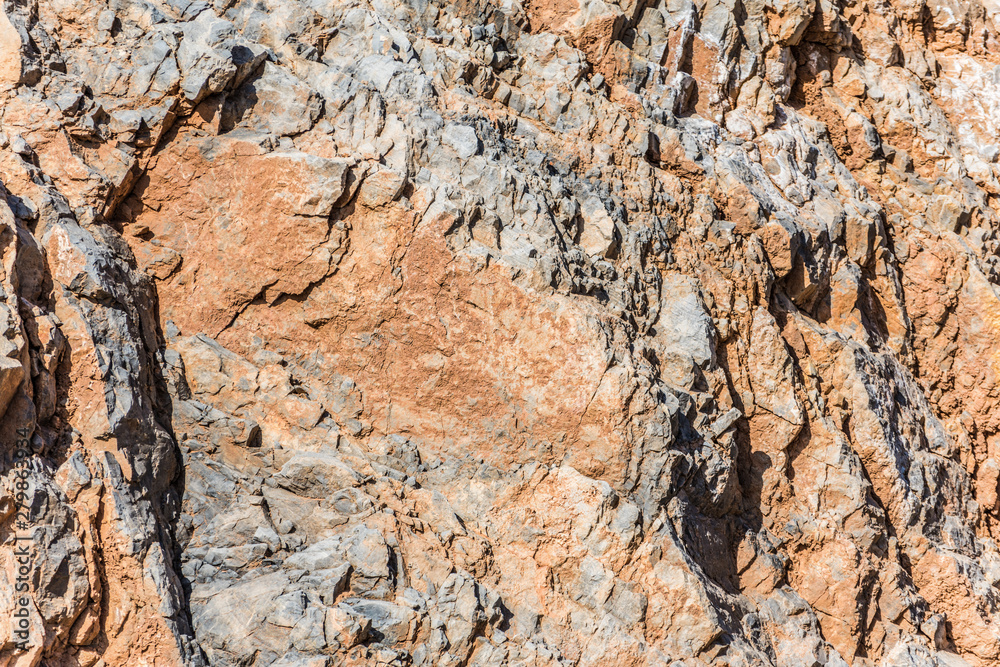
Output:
2 0 1000 665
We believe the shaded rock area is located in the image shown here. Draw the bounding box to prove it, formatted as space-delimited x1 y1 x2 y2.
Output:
1 0 1000 666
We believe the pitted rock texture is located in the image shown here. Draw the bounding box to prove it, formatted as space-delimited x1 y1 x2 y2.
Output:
2 0 1000 666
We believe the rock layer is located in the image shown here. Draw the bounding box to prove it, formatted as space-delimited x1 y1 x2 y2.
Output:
1 0 1000 666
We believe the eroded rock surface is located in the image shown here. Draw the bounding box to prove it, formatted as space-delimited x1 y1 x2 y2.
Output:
2 0 1000 665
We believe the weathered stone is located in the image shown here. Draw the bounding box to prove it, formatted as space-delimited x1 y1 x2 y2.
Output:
1 1 1000 666
442 124 480 159
578 194 618 257
358 167 407 208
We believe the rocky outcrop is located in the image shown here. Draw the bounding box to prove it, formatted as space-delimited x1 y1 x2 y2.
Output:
2 0 1000 665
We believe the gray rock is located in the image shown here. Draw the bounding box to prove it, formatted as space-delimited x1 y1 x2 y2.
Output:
341 599 415 645
442 123 480 159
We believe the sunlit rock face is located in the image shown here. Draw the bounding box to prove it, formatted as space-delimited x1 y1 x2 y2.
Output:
2 0 1000 665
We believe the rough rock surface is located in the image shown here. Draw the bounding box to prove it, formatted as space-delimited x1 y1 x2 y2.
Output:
1 0 1000 665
